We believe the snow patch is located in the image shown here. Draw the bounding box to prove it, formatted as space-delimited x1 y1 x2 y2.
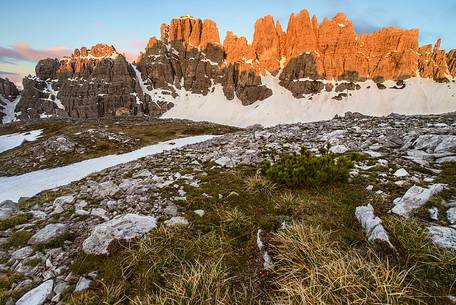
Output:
0 129 43 153
162 77 456 128
0 135 217 202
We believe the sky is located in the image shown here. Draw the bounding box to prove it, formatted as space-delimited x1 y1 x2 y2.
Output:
1 0 456 86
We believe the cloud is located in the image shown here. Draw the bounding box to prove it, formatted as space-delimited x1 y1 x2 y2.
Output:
0 43 70 64
128 39 147 49
0 71 19 76
0 71 23 88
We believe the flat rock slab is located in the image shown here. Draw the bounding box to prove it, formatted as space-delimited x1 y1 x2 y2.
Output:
28 223 68 245
391 184 446 217
16 279 53 305
428 226 456 251
82 214 157 255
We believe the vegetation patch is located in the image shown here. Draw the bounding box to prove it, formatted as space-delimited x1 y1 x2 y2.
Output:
0 213 32 231
260 147 354 188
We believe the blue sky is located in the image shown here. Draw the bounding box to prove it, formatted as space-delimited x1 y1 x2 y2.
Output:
1 0 455 85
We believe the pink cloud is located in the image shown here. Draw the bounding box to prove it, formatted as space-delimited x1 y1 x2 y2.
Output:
0 42 71 63
128 39 147 49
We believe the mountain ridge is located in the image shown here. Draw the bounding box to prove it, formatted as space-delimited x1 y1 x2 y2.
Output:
1 8 456 125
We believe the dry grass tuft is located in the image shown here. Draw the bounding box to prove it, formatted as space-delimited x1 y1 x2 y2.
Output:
132 259 232 305
270 222 416 305
245 174 277 194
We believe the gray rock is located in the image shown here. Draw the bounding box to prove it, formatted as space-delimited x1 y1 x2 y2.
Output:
355 204 393 247
82 214 157 255
16 279 53 305
0 200 18 220
11 247 33 260
164 216 189 226
74 277 92 293
447 208 456 225
28 224 68 245
428 226 456 251
391 184 446 217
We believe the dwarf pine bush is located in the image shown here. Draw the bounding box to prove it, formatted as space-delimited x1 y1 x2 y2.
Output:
260 147 354 188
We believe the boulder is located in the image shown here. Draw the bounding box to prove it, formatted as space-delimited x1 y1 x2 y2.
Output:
28 224 68 245
16 279 54 305
0 200 18 220
355 204 393 247
82 214 157 255
391 184 446 217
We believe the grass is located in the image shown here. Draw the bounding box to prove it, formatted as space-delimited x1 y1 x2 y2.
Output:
1 230 32 249
60 158 456 304
0 117 239 176
0 213 32 231
270 223 416 304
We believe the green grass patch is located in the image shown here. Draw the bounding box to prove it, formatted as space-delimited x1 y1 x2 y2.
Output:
260 147 354 188
0 213 33 231
1 230 32 249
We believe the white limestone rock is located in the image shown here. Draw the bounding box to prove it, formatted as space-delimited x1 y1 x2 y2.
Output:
391 184 446 218
16 279 53 305
428 226 456 251
28 224 68 245
164 216 189 226
82 214 157 255
355 204 393 247
393 168 409 177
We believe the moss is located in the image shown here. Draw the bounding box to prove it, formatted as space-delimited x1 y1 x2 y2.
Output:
0 213 33 231
33 232 75 252
1 230 32 249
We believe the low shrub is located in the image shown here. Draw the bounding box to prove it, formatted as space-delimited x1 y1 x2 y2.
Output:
260 147 354 188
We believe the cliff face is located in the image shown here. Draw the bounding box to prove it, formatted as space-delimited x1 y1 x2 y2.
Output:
8 9 456 122
18 44 144 120
0 78 20 122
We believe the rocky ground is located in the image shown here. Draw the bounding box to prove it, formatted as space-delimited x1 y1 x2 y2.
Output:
0 117 238 176
1 113 456 304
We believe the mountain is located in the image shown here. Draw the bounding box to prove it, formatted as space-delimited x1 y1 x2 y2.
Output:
3 8 456 126
0 77 20 124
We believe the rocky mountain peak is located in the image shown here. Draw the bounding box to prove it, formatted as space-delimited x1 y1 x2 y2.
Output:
160 16 221 49
70 44 117 59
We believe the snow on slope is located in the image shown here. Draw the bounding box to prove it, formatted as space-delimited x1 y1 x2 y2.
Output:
0 135 216 202
1 95 21 124
0 129 43 153
162 77 456 127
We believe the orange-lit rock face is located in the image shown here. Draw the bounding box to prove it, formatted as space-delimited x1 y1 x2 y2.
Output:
223 31 257 71
359 27 419 80
57 44 119 75
162 16 220 49
448 49 456 77
419 39 450 80
252 16 285 72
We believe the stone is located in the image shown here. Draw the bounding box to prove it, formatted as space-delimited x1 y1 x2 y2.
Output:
329 145 349 154
91 208 109 220
0 200 18 220
429 207 439 221
16 279 53 305
215 156 235 168
393 168 409 177
391 184 446 217
428 226 456 251
355 204 393 247
194 209 205 217
11 246 33 260
82 214 157 255
164 216 189 226
74 277 92 293
447 208 456 225
28 224 68 245
53 195 74 206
